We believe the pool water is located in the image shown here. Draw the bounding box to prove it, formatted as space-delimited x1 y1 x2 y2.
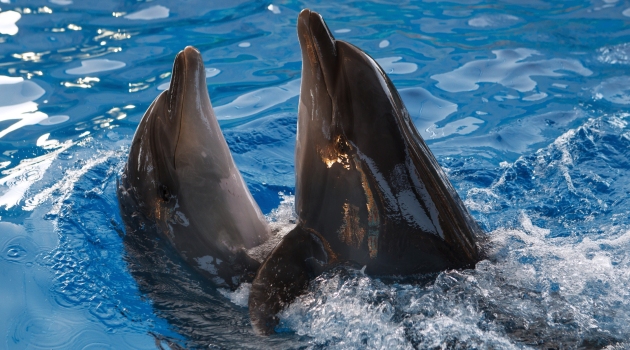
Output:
1 0 630 348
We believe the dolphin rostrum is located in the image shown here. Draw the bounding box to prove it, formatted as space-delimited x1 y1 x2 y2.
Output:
248 9 483 334
117 47 270 289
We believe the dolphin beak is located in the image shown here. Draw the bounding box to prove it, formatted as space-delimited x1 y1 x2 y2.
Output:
169 46 228 176
165 46 217 172
167 46 206 120
297 9 338 95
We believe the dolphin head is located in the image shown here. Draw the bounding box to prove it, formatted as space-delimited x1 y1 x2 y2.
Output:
296 9 410 238
295 9 480 268
126 47 231 216
250 10 481 334
297 9 405 138
250 10 482 335
121 47 269 286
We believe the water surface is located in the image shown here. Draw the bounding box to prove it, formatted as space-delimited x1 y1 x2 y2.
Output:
1 0 630 348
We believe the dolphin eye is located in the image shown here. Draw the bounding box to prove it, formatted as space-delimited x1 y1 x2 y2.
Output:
159 184 170 202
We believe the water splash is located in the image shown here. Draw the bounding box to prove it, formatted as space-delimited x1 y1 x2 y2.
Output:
278 112 630 348
597 43 630 65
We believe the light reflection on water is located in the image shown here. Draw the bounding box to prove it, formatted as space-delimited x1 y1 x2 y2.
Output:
0 0 629 348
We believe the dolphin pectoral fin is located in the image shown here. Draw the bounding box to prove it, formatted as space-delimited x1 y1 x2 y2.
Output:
248 225 335 335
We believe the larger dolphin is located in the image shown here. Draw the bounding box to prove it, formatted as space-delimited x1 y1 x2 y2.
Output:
117 47 270 289
248 9 483 334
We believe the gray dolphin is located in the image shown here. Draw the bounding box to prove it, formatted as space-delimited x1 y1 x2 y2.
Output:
248 9 483 334
117 46 270 289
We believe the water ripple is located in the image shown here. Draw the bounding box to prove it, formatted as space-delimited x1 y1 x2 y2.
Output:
0 10 20 35
0 0 628 348
124 5 170 21
66 59 126 75
215 79 300 123
432 48 592 93
593 76 630 104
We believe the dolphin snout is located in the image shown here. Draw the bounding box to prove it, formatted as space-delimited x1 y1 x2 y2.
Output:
181 46 202 68
297 9 336 58
297 9 338 97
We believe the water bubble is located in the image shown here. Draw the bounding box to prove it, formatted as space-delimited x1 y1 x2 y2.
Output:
6 245 26 259
59 151 73 160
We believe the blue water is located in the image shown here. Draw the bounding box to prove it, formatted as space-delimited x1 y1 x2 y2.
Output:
1 0 630 348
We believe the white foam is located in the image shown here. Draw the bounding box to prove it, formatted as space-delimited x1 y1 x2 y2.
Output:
265 193 297 224
195 256 218 275
1 139 75 210
218 283 251 307
598 43 630 65
22 145 115 215
275 115 630 346
278 219 630 347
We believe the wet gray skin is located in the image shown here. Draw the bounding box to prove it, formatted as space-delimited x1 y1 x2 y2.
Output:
248 9 483 335
117 46 270 289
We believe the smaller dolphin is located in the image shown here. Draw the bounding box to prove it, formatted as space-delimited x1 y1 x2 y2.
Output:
248 10 483 334
117 47 270 289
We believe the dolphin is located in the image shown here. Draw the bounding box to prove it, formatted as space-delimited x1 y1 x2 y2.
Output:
117 46 270 289
248 9 483 334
